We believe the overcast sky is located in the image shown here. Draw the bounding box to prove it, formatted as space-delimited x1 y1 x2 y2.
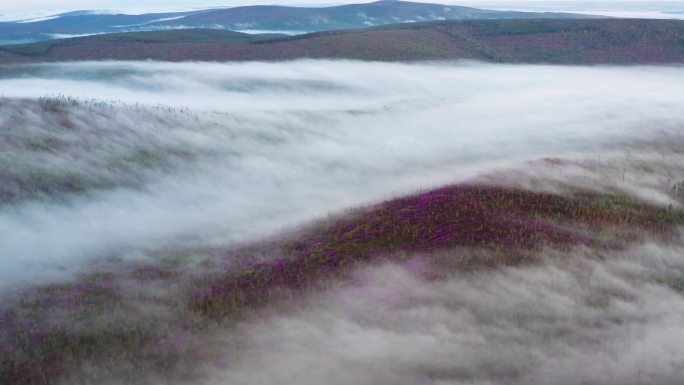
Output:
1 0 683 20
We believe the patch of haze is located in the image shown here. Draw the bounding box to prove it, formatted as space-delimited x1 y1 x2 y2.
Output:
207 240 684 385
138 25 308 34
13 15 60 23
235 29 308 35
0 7 223 22
477 145 684 207
458 0 684 19
2 61 684 288
567 10 684 19
144 15 188 23
0 39 36 45
48 33 108 39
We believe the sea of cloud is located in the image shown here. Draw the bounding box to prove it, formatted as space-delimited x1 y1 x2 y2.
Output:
204 240 684 385
1 60 683 288
1 60 684 385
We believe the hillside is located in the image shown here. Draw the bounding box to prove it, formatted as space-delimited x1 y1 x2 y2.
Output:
157 0 592 31
0 10 201 45
0 18 683 64
0 1 593 45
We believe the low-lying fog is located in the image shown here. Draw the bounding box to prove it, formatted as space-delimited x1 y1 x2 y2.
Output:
207 242 684 385
1 60 684 287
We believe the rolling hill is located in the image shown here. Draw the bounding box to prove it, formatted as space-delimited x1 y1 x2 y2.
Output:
0 10 202 45
0 18 683 65
0 0 594 45
155 0 593 31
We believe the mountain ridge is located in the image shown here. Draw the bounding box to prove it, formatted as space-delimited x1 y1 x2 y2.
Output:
0 1 595 45
0 18 682 65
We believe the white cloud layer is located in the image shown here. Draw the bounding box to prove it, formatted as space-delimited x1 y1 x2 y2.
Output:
208 241 684 385
1 60 684 289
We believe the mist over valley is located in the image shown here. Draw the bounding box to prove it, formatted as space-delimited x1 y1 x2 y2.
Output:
1 3 684 384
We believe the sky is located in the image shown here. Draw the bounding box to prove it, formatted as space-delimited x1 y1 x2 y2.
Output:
1 0 684 20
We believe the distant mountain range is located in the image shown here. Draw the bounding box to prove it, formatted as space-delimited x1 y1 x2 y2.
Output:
0 1 595 45
1 18 682 65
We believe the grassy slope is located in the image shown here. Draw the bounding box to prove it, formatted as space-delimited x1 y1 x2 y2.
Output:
0 29 285 57
0 19 683 64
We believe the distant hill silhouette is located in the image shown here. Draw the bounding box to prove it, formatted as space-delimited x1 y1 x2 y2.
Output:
1 19 682 65
0 1 594 45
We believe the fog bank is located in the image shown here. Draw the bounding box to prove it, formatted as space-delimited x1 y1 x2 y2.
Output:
1 61 684 287
209 240 684 385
